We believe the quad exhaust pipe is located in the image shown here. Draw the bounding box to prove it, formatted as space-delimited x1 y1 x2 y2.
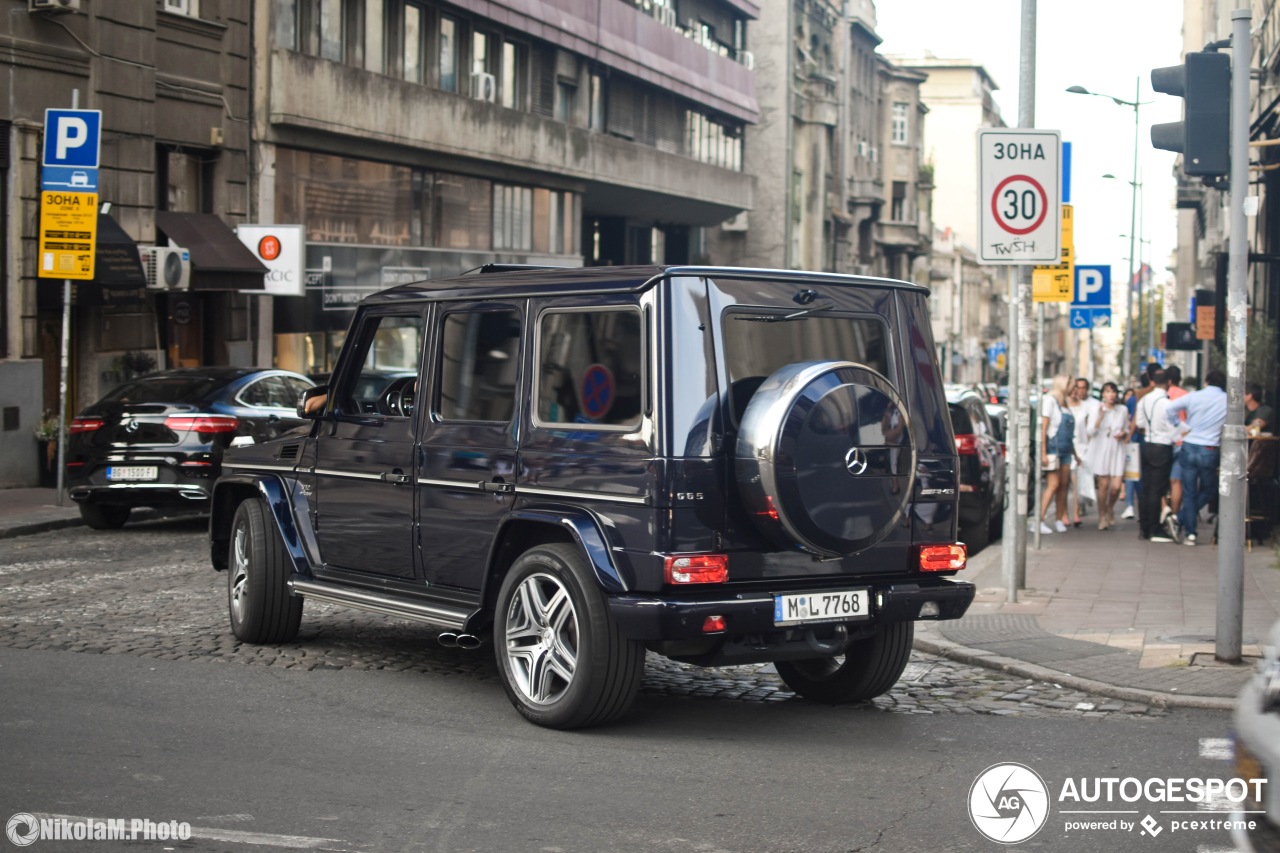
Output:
438 632 483 650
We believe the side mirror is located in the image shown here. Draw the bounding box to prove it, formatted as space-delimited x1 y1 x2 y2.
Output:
298 385 329 419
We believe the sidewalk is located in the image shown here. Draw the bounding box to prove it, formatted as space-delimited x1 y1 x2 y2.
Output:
916 511 1280 710
3 486 1277 709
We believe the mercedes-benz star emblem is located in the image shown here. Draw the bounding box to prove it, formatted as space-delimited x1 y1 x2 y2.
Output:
125 420 140 433
844 447 868 476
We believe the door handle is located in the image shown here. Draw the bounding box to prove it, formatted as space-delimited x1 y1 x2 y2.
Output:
381 470 412 484
479 479 514 494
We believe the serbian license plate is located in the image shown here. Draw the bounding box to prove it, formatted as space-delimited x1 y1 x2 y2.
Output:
106 466 158 482
774 589 870 626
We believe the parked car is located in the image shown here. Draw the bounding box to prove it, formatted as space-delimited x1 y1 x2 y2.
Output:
947 387 1006 550
985 402 1009 455
209 265 975 729
65 367 314 529
1232 617 1280 852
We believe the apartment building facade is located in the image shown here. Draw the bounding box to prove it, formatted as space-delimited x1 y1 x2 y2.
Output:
255 0 759 375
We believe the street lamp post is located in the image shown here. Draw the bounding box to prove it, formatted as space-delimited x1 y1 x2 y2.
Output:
1067 79 1146 383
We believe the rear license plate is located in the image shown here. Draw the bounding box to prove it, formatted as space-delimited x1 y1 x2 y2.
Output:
774 589 870 626
106 466 158 481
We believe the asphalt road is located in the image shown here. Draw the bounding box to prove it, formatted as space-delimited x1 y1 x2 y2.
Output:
0 518 1250 852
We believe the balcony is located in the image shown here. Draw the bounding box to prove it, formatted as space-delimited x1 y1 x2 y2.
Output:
875 220 926 250
266 51 753 224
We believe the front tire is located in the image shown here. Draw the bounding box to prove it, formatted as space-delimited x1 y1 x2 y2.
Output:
228 498 302 644
775 621 913 703
79 503 131 530
494 544 644 729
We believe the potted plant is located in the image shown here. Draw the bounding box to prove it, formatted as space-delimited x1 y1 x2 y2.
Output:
32 412 59 488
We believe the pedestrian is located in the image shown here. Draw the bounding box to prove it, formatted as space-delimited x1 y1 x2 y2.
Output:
1136 367 1175 542
1245 382 1274 435
1166 368 1228 546
1121 385 1141 519
1164 365 1189 536
1035 374 1075 534
1085 381 1129 529
1070 377 1100 525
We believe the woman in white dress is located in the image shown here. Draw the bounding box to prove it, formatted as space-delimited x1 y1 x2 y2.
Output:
1085 382 1131 529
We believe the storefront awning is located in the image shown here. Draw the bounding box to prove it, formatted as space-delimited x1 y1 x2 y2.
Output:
155 212 267 291
95 212 148 289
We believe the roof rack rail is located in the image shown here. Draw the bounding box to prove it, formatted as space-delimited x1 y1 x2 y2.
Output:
463 263 568 275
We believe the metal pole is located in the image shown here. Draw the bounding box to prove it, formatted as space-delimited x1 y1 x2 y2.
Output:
1123 77 1140 384
54 88 79 508
1034 303 1045 547
1004 266 1024 601
1217 8 1251 663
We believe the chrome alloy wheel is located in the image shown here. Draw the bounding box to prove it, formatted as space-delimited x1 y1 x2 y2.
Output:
504 572 579 705
229 519 251 626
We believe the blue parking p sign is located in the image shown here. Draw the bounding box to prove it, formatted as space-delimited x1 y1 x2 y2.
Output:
43 109 102 169
1074 265 1111 306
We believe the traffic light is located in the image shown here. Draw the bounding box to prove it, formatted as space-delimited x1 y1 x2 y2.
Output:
1150 51 1230 176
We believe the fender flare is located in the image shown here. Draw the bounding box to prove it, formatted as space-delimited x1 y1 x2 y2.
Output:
495 505 630 594
210 474 310 577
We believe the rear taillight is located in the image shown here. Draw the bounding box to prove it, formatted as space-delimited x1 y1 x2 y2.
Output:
955 434 979 455
164 415 239 433
664 554 729 584
918 544 966 572
69 417 103 433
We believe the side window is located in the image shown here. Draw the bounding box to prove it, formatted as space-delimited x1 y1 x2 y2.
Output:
238 377 280 408
282 376 315 406
438 309 521 421
336 314 425 417
536 309 643 429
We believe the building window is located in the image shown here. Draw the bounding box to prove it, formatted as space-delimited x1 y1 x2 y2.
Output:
500 39 526 109
403 3 424 83
439 15 458 92
555 80 575 122
892 102 909 145
435 174 491 250
364 0 384 73
158 147 214 213
533 189 579 255
273 0 297 49
493 183 533 251
588 72 605 131
274 149 416 245
685 111 742 171
891 181 907 221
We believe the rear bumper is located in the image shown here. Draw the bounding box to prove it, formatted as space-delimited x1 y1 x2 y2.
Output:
68 482 212 505
607 578 975 642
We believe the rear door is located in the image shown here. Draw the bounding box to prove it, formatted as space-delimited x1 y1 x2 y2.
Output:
416 302 523 591
313 310 426 578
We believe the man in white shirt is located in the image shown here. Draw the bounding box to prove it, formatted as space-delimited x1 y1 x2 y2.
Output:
1136 368 1175 542
1165 368 1228 545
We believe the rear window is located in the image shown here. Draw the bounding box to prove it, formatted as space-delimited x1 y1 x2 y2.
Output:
948 403 973 435
722 313 889 422
100 376 226 404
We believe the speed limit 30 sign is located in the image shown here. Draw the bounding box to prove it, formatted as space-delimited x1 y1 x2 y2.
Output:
977 128 1061 264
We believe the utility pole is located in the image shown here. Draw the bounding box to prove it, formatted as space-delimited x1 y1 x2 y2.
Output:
1217 8 1251 663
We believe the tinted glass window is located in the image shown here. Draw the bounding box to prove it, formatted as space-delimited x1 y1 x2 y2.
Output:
722 314 888 423
536 309 642 428
100 375 225 404
438 309 521 421
948 403 973 435
281 375 314 404
239 376 295 408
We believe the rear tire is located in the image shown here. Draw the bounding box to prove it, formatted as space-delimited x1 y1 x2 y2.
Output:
228 498 302 644
494 544 644 729
775 621 913 703
79 503 131 530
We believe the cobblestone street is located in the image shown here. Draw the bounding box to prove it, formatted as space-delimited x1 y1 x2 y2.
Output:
0 517 1169 720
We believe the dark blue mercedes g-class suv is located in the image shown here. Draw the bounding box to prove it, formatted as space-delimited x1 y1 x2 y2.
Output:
209 265 973 728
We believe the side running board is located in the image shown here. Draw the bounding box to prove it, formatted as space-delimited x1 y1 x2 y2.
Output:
288 578 472 631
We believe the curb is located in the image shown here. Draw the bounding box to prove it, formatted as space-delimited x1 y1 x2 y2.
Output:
0 508 197 540
913 628 1235 711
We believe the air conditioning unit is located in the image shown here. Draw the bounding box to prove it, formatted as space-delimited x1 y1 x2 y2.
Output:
28 0 80 12
869 146 878 162
721 212 749 232
653 5 678 27
140 246 191 291
470 72 497 103
856 141 868 157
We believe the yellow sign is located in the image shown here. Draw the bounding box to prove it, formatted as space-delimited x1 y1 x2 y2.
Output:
38 191 98 280
1032 204 1073 302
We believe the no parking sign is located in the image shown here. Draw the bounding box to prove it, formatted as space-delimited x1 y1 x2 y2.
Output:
579 364 615 421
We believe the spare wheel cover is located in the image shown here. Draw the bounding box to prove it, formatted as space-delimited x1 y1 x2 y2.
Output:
735 361 916 556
